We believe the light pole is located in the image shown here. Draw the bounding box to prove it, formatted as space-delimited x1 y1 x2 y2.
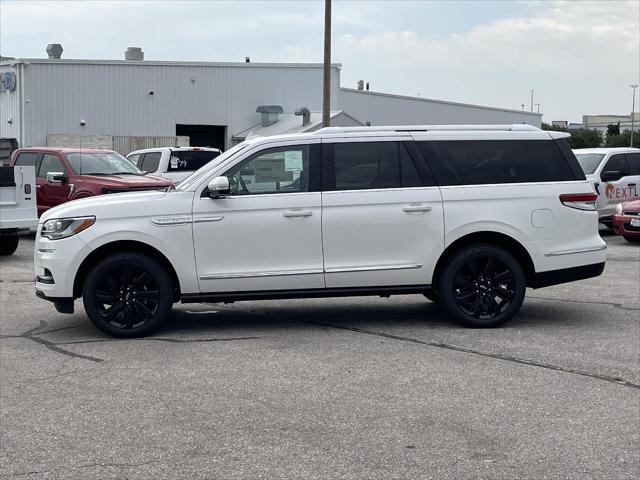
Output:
530 90 534 113
631 84 638 147
535 103 540 114
322 0 332 128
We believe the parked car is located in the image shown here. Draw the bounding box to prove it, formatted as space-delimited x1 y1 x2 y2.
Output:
34 124 606 337
572 148 640 228
0 165 37 255
613 199 640 243
127 147 222 183
10 148 173 216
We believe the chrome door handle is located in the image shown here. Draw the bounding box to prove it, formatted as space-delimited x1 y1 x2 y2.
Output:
403 205 432 213
35 185 41 188
283 210 313 218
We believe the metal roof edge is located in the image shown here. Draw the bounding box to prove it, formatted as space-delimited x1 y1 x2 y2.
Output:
0 58 343 69
339 88 543 117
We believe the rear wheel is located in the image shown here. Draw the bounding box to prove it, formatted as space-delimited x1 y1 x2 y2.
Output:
82 252 173 337
438 245 526 328
623 236 640 243
0 236 19 256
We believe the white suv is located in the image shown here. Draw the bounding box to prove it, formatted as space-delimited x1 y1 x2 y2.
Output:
572 148 640 228
126 147 222 183
35 125 606 337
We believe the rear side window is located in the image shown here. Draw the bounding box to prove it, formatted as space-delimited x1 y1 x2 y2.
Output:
330 141 423 191
140 152 162 173
626 153 640 175
14 152 40 167
168 150 220 172
127 153 142 167
603 154 630 176
417 140 577 186
38 154 65 178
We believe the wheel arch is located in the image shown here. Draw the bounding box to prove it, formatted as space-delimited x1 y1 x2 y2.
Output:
73 240 181 300
433 232 536 288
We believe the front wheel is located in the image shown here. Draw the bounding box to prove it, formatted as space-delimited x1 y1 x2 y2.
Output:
0 236 19 256
438 245 526 328
82 252 173 337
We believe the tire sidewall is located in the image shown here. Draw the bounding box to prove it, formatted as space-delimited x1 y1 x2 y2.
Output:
438 244 526 328
0 236 19 256
82 252 172 337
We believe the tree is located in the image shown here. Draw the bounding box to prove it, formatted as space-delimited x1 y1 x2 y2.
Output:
541 122 567 132
605 129 633 147
565 128 603 149
606 123 620 136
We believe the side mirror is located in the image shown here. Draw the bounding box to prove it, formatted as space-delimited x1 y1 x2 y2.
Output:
600 170 623 182
207 176 230 198
46 171 66 184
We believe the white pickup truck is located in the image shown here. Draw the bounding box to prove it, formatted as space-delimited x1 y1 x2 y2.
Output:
0 166 38 255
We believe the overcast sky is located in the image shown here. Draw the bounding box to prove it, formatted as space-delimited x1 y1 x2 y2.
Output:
1 0 638 123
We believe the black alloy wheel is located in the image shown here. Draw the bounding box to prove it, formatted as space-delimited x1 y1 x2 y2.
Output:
83 253 173 337
439 245 526 328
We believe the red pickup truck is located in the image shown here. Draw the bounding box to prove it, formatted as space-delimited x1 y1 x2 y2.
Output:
10 148 173 216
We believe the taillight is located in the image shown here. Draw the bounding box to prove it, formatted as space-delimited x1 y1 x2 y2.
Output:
559 193 598 211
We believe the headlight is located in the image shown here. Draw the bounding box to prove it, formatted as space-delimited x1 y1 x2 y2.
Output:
615 203 623 214
41 216 95 240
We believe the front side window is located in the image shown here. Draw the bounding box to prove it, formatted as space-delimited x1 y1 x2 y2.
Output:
418 140 576 186
67 152 143 175
224 145 312 195
127 153 142 167
330 141 422 191
603 154 630 176
140 152 162 173
14 152 40 167
38 154 65 178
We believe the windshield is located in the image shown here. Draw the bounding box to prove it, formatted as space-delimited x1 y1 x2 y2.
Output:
67 152 143 175
574 153 605 175
175 142 249 191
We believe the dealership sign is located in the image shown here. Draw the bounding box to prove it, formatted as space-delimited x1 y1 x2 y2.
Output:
0 72 17 92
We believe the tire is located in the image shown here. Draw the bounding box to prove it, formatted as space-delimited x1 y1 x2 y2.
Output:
0 236 19 256
423 290 439 303
82 252 173 337
623 236 640 244
438 245 526 328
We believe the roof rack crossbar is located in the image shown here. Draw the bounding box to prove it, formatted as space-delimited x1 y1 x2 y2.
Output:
313 124 540 134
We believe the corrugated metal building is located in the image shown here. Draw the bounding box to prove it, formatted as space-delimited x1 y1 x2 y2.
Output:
1 49 541 156
0 56 341 152
339 88 542 128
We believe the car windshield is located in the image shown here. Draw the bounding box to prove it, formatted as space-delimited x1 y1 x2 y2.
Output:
175 142 249 191
574 153 605 175
67 152 144 175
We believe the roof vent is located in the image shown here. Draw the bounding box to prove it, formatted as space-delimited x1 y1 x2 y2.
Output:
46 44 63 59
256 105 283 127
295 106 311 126
125 47 144 61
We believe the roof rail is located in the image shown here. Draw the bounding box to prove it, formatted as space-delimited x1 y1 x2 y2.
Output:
313 124 540 134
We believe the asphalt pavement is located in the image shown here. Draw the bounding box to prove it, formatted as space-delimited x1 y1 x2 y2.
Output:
1 232 638 479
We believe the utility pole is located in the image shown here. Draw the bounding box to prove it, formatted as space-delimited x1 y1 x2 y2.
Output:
322 0 332 128
631 84 638 147
535 103 540 114
530 90 534 113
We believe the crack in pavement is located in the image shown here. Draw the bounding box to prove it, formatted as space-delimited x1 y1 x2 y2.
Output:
527 295 639 311
1 459 159 478
53 335 260 345
224 304 640 390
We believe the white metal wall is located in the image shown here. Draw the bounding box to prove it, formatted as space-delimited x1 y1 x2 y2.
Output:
13 60 340 148
0 64 21 143
339 88 542 128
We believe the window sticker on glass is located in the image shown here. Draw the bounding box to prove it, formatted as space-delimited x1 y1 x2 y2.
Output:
254 157 293 183
284 150 303 172
170 156 179 169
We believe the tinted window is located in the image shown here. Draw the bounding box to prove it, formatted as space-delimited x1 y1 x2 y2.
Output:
38 154 65 178
418 140 576 186
574 153 605 175
332 142 421 191
168 150 220 172
603 154 630 176
224 145 311 195
625 153 640 175
140 152 162 173
14 152 39 167
67 152 142 175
